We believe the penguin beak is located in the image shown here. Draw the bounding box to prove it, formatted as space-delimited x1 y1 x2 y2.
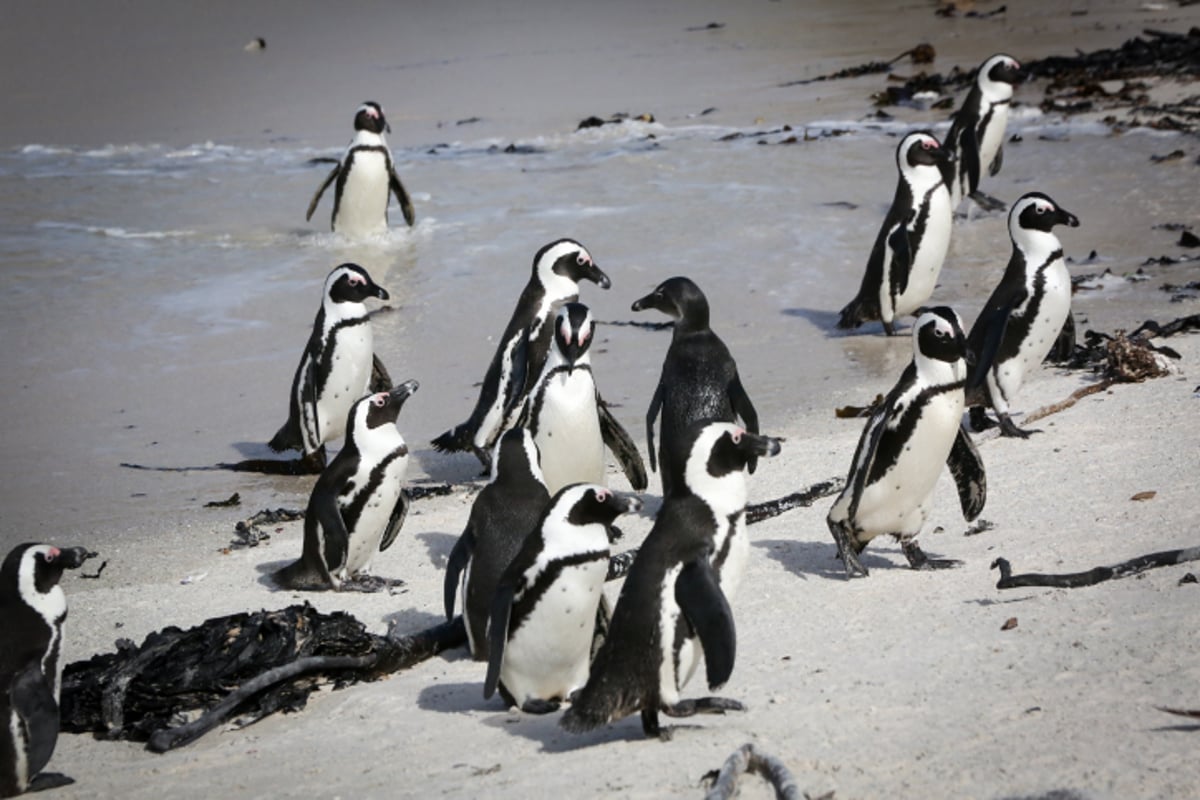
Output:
389 379 419 405
1057 208 1080 228
631 291 656 312
371 282 390 301
585 263 611 290
739 432 784 459
604 492 643 515
58 547 97 569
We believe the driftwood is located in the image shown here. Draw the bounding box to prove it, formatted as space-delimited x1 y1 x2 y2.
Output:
703 743 804 800
992 547 1200 589
746 478 845 524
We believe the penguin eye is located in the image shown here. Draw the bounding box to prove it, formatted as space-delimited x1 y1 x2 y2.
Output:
560 321 572 344
1035 204 1048 215
922 141 934 150
371 394 386 407
576 253 590 266
348 274 365 285
594 489 609 503
731 429 743 445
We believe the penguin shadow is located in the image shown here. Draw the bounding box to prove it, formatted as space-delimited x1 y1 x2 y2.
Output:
415 531 459 570
254 559 297 591
416 680 487 714
478 705 643 752
754 538 895 581
381 608 462 645
780 307 842 335
412 448 488 484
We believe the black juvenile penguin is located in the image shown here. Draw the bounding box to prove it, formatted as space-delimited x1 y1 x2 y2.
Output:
1 544 92 797
273 380 418 592
432 239 611 471
837 131 955 335
561 423 782 739
306 101 415 236
944 54 1022 212
967 192 1080 438
443 427 550 660
631 277 758 496
827 308 986 578
269 263 390 471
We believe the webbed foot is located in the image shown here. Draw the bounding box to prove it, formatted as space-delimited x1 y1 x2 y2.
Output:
827 518 869 578
902 541 963 571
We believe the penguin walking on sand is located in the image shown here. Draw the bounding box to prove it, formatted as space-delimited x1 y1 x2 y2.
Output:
443 428 550 660
967 192 1080 438
306 101 415 236
943 54 1022 212
837 131 955 335
269 263 390 472
2 543 93 797
518 302 647 495
632 277 758 497
484 485 642 714
433 239 612 472
827 307 986 578
273 380 418 592
561 423 782 739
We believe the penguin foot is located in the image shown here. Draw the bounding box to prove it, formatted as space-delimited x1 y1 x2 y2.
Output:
997 414 1040 439
969 190 1007 213
338 574 406 593
520 698 561 715
968 406 996 433
827 518 869 579
902 541 963 571
29 773 76 793
662 697 746 718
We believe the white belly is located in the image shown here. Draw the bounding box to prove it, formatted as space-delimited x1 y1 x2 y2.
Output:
894 188 953 318
978 105 1010 175
533 373 605 495
339 455 408 576
990 265 1071 413
335 151 390 236
317 326 373 444
714 518 749 600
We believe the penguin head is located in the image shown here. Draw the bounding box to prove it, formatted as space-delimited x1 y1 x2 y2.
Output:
557 485 643 528
489 427 546 488
631 276 710 331
346 380 417 452
686 422 782 481
1009 192 1080 244
2 543 93 612
533 239 611 297
978 54 1021 101
898 131 952 174
552 302 596 366
354 102 390 135
326 263 390 304
913 306 968 366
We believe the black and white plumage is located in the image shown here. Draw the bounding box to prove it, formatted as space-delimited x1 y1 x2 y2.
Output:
631 277 759 497
269 263 390 470
827 307 986 578
943 54 1022 212
483 485 641 714
837 131 955 335
432 239 612 471
1 544 91 797
444 427 550 660
306 101 415 236
273 380 417 592
561 422 782 740
518 303 647 495
967 192 1080 438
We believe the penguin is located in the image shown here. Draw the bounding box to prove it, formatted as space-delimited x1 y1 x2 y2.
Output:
1 543 92 797
518 302 647 495
432 239 612 471
943 54 1022 212
306 101 415 236
269 263 390 471
631 277 758 497
836 131 955 335
484 485 642 714
967 192 1080 438
826 307 987 578
443 427 551 660
561 423 782 740
273 380 418 592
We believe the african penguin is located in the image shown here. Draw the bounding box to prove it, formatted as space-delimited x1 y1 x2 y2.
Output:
827 307 986 578
1 543 92 797
273 380 417 592
306 101 415 236
443 427 550 661
484 485 642 714
432 239 612 471
967 192 1080 438
518 302 647 495
269 263 390 472
837 131 955 335
631 277 759 497
944 54 1022 212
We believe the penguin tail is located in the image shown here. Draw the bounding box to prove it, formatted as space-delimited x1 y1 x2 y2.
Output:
268 422 301 453
835 296 875 330
431 424 473 454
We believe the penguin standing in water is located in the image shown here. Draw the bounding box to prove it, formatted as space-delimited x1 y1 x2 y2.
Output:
306 101 415 236
943 54 1022 212
443 428 550 660
269 263 390 472
561 423 782 740
2 543 93 797
519 303 647 495
273 380 418 592
484 485 642 714
631 277 758 497
837 131 955 335
433 239 611 471
826 308 986 578
967 192 1080 438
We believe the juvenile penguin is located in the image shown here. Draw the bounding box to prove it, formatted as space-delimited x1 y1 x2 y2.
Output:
269 263 390 471
944 54 1022 212
484 485 642 713
443 428 550 660
519 303 647 495
433 239 612 471
631 277 758 497
967 192 1080 438
1 543 92 797
306 101 415 236
273 380 418 592
837 131 955 335
827 307 986 578
561 424 781 739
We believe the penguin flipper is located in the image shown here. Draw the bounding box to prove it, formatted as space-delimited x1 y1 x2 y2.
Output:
389 168 416 227
378 489 410 553
947 425 987 521
644 383 663 474
967 288 1025 393
675 557 736 690
11 663 60 778
989 146 1003 177
960 126 982 196
598 397 648 491
483 583 516 700
311 483 351 578
299 354 322 454
728 374 760 474
886 216 914 297
305 164 340 222
443 527 475 620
